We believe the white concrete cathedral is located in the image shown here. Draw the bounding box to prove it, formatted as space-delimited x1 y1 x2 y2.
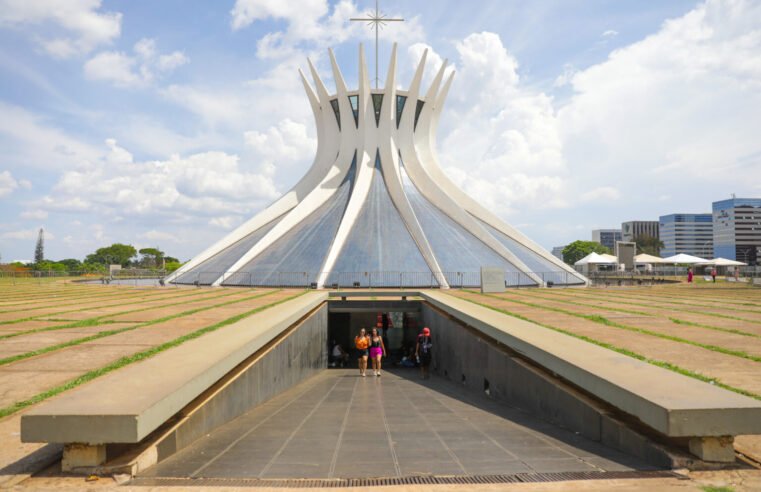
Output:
167 45 586 288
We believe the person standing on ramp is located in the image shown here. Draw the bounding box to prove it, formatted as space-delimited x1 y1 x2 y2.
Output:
416 327 433 379
355 328 370 377
369 327 386 377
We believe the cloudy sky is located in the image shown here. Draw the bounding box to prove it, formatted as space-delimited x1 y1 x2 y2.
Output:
1 0 760 263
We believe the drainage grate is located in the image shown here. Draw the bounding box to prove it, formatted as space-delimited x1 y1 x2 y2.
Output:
129 470 684 488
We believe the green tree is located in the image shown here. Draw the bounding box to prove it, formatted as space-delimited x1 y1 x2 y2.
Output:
85 243 137 267
58 258 82 271
33 260 67 272
34 228 44 264
138 248 164 268
165 261 183 273
562 240 611 266
634 235 664 256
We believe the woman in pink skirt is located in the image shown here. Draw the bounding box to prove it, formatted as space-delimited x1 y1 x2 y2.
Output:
369 327 386 377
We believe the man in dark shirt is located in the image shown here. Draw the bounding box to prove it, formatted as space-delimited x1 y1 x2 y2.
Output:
415 327 433 379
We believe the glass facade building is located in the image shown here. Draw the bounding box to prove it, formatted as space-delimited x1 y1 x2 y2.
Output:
712 198 761 265
658 213 713 258
591 229 622 251
621 221 659 242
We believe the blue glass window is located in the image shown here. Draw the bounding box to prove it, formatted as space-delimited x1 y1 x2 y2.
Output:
348 95 359 128
173 215 284 285
400 162 536 287
371 94 383 126
329 152 434 287
396 95 407 128
223 154 357 287
329 99 340 130
414 100 425 130
480 220 586 285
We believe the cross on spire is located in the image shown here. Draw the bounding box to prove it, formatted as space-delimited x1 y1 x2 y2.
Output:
350 0 404 88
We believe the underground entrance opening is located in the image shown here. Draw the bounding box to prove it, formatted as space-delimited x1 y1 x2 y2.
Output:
327 299 423 369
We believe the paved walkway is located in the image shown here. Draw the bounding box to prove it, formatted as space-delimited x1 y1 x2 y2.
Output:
142 369 652 480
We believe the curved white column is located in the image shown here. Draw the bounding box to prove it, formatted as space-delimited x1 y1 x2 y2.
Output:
417 63 585 284
379 48 448 288
317 45 380 288
407 62 544 286
166 66 337 284
209 58 354 286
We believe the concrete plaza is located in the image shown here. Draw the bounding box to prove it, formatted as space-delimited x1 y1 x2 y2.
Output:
1 279 760 489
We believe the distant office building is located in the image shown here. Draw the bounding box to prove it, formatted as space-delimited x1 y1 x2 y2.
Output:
621 221 659 242
591 229 622 251
659 213 713 258
713 197 761 265
551 246 566 261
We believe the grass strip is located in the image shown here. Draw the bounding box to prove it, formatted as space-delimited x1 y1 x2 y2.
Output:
0 288 249 341
465 290 761 364
0 285 154 306
555 288 761 315
510 290 651 316
0 285 216 316
0 290 307 419
512 290 761 339
0 286 236 326
454 294 761 401
0 289 282 367
668 317 761 339
0 282 166 301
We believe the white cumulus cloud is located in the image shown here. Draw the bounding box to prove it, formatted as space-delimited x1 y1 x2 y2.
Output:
1 228 54 240
0 171 19 197
84 38 188 88
20 209 49 220
230 0 423 59
40 139 281 225
434 32 569 216
0 0 121 58
558 0 761 193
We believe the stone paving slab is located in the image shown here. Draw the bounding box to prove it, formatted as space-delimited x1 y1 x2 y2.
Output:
450 291 761 396
0 325 138 358
27 291 237 322
0 293 183 321
494 293 761 354
550 290 761 322
142 369 652 480
499 294 761 337
0 292 292 410
0 321 75 334
0 370 83 409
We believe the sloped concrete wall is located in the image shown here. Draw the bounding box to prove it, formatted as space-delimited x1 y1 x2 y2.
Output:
420 303 679 468
152 304 328 462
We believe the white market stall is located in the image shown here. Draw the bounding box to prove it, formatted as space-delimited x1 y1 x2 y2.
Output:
574 252 620 274
634 253 667 272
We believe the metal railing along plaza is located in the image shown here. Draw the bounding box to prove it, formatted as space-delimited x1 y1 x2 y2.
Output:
172 270 588 288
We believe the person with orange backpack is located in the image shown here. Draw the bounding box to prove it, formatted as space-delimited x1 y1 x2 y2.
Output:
354 328 370 377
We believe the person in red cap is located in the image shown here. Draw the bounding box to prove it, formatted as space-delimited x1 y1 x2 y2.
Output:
415 327 433 379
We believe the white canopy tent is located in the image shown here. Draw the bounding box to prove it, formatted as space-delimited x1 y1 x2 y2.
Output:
661 253 709 264
696 258 747 267
575 252 620 274
575 252 619 266
634 253 667 264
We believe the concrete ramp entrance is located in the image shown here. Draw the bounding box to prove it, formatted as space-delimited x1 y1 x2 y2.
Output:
138 369 651 480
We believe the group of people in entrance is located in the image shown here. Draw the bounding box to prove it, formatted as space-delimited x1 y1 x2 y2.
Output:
353 326 433 379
